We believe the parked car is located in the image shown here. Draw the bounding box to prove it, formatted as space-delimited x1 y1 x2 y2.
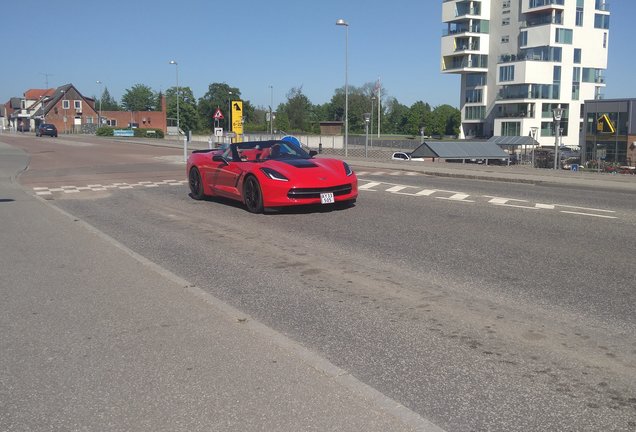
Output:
391 152 427 161
36 124 58 137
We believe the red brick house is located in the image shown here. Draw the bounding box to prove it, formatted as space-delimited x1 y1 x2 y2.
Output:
33 84 99 133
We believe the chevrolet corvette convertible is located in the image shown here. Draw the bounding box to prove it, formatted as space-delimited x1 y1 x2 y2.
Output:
186 140 358 213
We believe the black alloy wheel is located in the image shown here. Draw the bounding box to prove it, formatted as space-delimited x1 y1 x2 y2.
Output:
243 176 264 213
189 167 204 200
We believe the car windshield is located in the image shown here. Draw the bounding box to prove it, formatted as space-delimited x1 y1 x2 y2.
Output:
221 141 311 162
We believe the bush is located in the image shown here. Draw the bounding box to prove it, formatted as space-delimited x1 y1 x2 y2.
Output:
95 126 164 138
134 128 164 138
96 126 114 136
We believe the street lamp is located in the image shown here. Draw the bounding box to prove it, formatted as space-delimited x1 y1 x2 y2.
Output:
370 96 375 148
269 85 274 137
169 60 179 137
552 105 564 170
227 91 233 137
336 18 349 157
363 113 370 158
530 126 538 168
96 80 103 128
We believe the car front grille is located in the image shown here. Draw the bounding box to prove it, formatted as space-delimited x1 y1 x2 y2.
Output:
287 184 353 199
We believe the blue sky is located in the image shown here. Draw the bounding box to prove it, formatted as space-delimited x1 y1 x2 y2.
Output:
4 0 634 110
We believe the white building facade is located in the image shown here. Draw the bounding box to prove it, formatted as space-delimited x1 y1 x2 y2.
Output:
441 0 610 147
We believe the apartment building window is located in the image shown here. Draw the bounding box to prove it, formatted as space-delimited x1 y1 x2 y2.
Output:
519 31 528 47
465 106 485 120
595 0 608 11
501 121 520 136
503 0 510 8
603 32 607 48
555 28 573 44
594 14 610 29
74 100 82 110
572 83 580 100
465 89 483 103
553 66 561 83
466 73 487 87
501 36 509 43
573 67 581 82
499 65 515 82
502 17 510 26
62 100 70 110
574 48 581 64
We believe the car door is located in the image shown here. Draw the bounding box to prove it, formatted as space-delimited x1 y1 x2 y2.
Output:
211 160 244 199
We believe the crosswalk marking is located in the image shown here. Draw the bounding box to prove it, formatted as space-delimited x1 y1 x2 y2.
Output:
358 180 618 219
33 179 188 196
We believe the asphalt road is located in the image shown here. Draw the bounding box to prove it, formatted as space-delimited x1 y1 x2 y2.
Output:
3 134 636 431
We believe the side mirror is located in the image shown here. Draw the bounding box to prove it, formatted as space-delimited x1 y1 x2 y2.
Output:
309 150 318 157
212 154 229 165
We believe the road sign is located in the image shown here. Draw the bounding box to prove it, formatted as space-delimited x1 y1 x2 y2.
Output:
213 109 224 120
231 101 243 135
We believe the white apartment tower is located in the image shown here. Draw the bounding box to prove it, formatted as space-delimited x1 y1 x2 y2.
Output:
441 0 610 147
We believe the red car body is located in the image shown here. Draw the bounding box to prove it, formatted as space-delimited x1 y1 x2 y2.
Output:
186 140 358 213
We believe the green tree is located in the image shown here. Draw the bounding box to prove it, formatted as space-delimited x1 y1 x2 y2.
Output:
429 104 461 136
327 83 386 134
121 84 157 111
383 97 410 134
406 101 432 136
198 82 241 131
97 87 120 111
166 86 200 133
282 86 312 132
273 110 290 132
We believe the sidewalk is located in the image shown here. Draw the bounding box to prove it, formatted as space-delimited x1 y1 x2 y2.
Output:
0 141 441 431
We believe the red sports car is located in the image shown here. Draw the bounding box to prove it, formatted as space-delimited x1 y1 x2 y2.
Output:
186 140 358 213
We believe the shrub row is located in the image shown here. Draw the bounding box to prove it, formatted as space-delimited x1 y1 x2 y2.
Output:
96 127 164 138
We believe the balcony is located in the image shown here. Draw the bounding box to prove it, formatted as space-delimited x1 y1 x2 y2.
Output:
595 0 610 11
443 54 488 72
528 0 564 8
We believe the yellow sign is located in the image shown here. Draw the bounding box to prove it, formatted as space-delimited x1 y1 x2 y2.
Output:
231 100 243 136
597 114 615 134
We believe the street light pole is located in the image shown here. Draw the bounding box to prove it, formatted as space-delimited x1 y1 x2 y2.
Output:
169 60 179 137
363 113 370 158
336 18 349 157
552 106 564 170
269 85 274 137
228 91 233 141
370 96 375 148
96 80 103 128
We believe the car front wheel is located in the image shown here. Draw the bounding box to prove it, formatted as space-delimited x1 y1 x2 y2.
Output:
243 176 264 213
189 167 204 200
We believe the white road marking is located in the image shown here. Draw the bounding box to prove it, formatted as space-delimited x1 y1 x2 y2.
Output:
33 179 188 196
441 193 473 202
560 211 617 219
358 180 619 219
358 182 382 191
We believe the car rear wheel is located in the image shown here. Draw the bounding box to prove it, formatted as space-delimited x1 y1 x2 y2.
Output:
243 176 263 213
189 167 204 200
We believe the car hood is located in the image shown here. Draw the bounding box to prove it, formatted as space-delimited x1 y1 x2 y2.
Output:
263 158 350 180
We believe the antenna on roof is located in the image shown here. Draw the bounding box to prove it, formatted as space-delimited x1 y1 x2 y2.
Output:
39 72 54 88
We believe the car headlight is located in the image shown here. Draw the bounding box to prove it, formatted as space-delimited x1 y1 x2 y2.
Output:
260 167 289 181
343 162 353 177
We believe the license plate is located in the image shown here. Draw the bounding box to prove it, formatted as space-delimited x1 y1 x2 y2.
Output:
320 192 335 204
